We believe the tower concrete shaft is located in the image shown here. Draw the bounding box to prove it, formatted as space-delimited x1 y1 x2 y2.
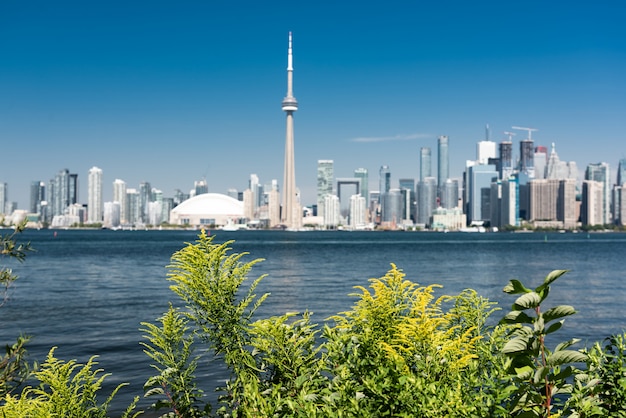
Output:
281 32 300 228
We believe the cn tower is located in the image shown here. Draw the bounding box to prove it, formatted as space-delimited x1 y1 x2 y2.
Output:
281 32 300 229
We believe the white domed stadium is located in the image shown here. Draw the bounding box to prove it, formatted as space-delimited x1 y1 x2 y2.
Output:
169 193 244 227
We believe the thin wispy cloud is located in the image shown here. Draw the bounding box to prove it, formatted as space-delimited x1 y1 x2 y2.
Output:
351 133 431 143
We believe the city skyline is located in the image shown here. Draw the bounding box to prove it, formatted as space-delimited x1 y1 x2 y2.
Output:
2 1 625 209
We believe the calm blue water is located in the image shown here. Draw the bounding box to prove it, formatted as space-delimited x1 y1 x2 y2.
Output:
2 229 625 415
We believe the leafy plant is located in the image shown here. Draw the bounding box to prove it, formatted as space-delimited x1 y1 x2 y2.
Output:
500 269 588 417
0 347 139 417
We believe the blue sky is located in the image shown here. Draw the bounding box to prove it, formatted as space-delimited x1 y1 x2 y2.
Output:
1 1 625 209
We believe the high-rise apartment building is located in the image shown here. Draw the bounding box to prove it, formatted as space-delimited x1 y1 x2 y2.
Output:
139 182 152 224
323 194 340 228
420 148 431 182
349 194 366 228
581 180 604 226
126 188 140 225
30 181 45 215
546 143 577 181
417 177 437 226
437 135 449 195
381 188 403 226
399 178 416 222
441 179 459 210
618 159 626 187
194 179 208 196
316 160 334 218
501 177 519 227
52 169 70 217
354 168 369 207
379 165 391 195
88 166 103 223
585 162 610 224
467 164 497 224
113 179 128 224
0 183 7 215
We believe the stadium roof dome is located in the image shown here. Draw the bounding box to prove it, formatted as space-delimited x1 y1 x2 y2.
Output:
169 193 244 226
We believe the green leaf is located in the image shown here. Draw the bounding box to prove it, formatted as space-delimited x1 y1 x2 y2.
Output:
544 320 563 335
536 269 568 294
543 305 577 323
555 338 580 352
515 365 533 380
501 310 534 324
513 292 541 310
503 335 532 355
503 279 531 294
547 349 588 366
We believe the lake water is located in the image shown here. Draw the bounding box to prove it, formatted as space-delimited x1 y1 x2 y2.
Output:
2 229 625 415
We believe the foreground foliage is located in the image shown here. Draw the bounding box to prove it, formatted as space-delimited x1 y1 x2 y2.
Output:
2 231 626 417
139 232 626 417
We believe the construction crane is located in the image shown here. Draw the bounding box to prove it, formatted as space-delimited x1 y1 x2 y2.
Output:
503 131 516 142
512 126 538 141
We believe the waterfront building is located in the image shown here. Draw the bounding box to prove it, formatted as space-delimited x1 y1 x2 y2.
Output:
113 179 128 224
431 207 466 231
581 180 604 226
499 141 514 180
467 164 497 224
585 162 610 224
349 194 366 228
501 176 519 227
242 189 254 221
88 166 103 224
558 179 578 229
30 181 45 215
381 188 403 228
0 182 7 215
323 194 340 228
126 188 140 225
169 193 244 227
437 135 449 199
267 188 280 227
417 177 437 226
103 201 121 228
354 168 369 207
280 32 301 229
529 179 559 224
399 178 416 223
139 182 152 224
420 148 431 182
615 184 626 226
490 180 502 229
317 160 334 219
441 178 459 210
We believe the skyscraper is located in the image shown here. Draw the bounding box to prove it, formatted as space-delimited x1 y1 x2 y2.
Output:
437 136 449 194
281 32 300 229
585 162 610 224
30 181 45 215
317 160 334 218
477 140 496 164
420 148 431 182
53 169 70 217
519 139 535 177
113 179 128 224
139 182 152 224
499 141 513 179
88 166 103 223
0 182 7 215
354 168 369 206
379 165 391 195
617 158 626 186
